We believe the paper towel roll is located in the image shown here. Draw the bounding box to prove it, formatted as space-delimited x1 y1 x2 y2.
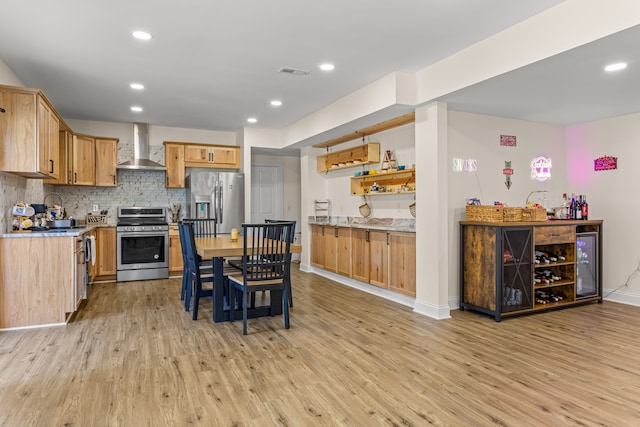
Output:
87 235 97 266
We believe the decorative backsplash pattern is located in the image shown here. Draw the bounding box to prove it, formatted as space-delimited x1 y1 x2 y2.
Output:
48 170 186 225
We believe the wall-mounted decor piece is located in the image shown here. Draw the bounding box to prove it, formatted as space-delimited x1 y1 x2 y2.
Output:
452 158 477 173
500 134 517 147
594 155 618 171
503 161 514 189
530 156 552 182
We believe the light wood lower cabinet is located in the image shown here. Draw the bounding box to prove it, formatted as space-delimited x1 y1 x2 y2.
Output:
89 227 116 282
169 225 183 274
312 226 415 296
388 232 416 296
0 236 75 328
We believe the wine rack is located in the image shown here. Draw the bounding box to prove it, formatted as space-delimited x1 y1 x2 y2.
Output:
460 220 603 321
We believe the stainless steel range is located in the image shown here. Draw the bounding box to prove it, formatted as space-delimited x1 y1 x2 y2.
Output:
116 207 169 282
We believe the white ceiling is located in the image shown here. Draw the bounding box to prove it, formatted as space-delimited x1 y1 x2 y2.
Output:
2 1 638 146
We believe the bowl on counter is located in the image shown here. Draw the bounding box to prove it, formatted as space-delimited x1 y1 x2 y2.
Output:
47 219 76 229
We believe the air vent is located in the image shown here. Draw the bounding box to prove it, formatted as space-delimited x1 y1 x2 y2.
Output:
278 67 310 77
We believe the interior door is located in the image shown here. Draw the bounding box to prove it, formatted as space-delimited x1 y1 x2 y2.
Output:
251 163 283 224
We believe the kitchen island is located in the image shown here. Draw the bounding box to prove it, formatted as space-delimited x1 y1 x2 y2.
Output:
0 226 96 329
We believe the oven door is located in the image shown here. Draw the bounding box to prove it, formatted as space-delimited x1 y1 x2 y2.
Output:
117 231 169 271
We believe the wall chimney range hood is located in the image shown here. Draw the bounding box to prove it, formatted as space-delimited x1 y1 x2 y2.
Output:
117 123 166 170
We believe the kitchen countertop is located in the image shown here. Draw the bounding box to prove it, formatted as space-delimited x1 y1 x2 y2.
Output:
308 216 415 232
0 224 110 238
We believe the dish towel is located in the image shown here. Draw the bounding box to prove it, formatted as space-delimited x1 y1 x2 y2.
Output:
87 235 97 266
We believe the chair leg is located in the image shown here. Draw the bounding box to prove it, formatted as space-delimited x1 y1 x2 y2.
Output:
229 284 235 322
192 275 200 321
242 285 248 335
184 274 192 312
283 286 290 329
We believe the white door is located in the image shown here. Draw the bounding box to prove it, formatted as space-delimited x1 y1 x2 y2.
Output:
251 163 283 224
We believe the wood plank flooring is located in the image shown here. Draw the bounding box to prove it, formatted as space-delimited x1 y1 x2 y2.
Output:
2 264 640 426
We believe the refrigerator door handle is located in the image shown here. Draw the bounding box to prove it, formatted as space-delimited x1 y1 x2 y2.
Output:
217 182 224 224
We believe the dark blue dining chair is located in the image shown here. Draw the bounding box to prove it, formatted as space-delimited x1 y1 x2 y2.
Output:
227 222 295 335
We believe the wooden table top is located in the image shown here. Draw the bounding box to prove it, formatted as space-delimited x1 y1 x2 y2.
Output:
196 236 302 258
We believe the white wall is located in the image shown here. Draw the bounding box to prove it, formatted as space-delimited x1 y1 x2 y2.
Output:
447 111 568 304
566 112 640 305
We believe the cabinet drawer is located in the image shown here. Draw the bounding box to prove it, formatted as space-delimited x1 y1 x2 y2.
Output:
534 226 575 244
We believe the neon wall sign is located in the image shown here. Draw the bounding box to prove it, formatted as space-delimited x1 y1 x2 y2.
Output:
530 156 552 182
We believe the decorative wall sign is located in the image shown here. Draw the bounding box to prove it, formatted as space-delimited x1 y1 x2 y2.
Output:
530 156 552 182
594 155 617 171
452 158 477 173
503 161 514 189
500 135 517 147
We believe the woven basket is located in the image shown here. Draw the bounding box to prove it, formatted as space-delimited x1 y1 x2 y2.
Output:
503 207 523 222
359 203 371 218
522 208 547 222
465 205 503 222
86 214 108 224
409 202 416 218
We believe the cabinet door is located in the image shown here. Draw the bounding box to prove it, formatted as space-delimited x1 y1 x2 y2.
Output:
323 227 339 273
501 228 533 312
0 90 36 173
165 143 185 188
351 228 370 282
96 227 117 277
51 130 71 185
310 225 326 268
211 146 239 168
336 227 351 277
95 138 118 186
388 232 416 296
369 230 388 288
72 135 95 185
169 226 183 274
184 145 211 165
37 96 60 179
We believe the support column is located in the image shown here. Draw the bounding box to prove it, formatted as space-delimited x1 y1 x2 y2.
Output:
413 102 451 319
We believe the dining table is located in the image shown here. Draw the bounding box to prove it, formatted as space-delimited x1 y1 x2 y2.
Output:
195 235 302 322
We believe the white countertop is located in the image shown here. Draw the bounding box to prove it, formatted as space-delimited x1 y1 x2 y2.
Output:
0 224 108 238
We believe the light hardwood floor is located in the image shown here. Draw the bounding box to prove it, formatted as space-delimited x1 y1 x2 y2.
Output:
1 265 640 426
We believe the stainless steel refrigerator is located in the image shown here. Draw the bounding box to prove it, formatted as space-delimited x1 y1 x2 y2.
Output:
185 170 245 234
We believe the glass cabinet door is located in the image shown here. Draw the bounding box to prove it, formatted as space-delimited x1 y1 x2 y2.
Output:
501 228 533 312
576 232 598 299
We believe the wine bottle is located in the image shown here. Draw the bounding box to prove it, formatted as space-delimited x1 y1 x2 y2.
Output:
581 195 589 220
570 195 576 220
576 195 583 220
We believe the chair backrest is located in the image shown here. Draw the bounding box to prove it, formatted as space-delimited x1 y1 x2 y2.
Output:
177 221 190 266
183 218 217 237
180 221 202 278
241 222 295 283
264 219 296 244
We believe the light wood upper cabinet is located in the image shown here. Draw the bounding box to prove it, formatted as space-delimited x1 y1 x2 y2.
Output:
388 232 416 297
72 134 95 185
184 143 240 168
0 85 63 179
164 143 185 188
95 137 118 186
37 97 60 180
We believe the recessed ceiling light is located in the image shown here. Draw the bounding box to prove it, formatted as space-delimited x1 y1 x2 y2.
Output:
132 31 152 40
247 117 257 124
270 100 282 107
605 62 627 72
130 83 144 90
320 63 335 71
131 106 143 112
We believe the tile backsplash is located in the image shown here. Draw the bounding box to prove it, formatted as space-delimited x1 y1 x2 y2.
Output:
48 170 187 225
